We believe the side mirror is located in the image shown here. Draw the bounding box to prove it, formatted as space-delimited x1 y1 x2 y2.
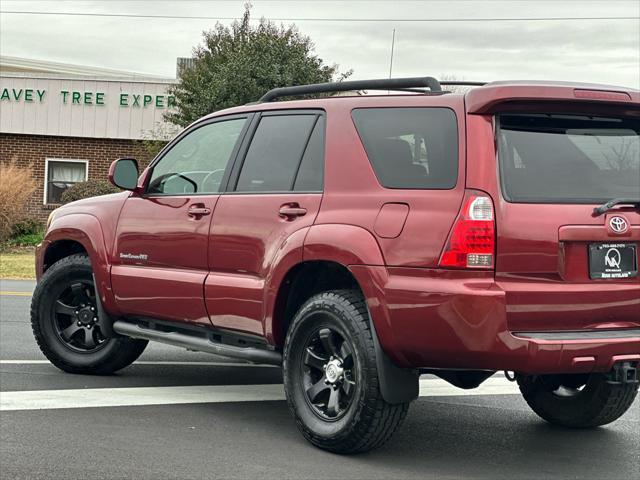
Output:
109 158 139 191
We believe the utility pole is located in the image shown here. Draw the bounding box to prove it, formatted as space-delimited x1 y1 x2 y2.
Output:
388 28 396 94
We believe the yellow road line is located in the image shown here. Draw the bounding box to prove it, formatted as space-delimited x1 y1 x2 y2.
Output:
0 291 32 297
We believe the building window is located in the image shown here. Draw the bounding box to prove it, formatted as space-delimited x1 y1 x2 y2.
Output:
44 159 88 204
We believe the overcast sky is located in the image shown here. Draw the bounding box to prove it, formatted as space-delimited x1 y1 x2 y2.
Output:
1 0 639 88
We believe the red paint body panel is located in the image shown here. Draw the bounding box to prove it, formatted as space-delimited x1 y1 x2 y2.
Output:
373 203 410 239
37 192 130 315
110 265 210 324
263 227 310 345
465 108 640 338
110 194 219 326
315 96 466 268
351 265 639 373
206 194 322 336
35 80 640 376
465 82 639 114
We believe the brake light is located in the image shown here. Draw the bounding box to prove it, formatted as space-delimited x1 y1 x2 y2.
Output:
439 191 495 269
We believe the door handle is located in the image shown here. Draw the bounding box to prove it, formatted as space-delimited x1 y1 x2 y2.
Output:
188 205 212 217
279 204 307 219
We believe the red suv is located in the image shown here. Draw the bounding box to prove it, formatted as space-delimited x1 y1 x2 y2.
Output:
32 77 640 453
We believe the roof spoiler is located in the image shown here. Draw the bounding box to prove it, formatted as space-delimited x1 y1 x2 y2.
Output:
466 83 637 114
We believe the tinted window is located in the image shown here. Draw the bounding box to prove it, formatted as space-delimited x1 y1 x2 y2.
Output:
294 117 325 191
352 108 458 189
148 118 246 195
498 114 640 203
236 114 317 192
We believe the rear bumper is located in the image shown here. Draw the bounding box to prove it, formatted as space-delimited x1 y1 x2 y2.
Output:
349 266 640 374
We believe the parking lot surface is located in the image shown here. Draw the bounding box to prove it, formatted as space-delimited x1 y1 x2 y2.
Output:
1 280 638 480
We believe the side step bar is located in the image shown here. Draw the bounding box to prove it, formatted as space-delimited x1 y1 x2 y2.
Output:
112 321 282 366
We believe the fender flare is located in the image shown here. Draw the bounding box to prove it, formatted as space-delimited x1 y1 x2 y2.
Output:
43 213 121 318
302 224 419 404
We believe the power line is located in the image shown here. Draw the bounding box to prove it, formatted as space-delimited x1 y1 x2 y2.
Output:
0 10 638 22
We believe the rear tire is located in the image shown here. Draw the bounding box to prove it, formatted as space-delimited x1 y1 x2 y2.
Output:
31 254 148 375
283 289 409 454
517 372 638 428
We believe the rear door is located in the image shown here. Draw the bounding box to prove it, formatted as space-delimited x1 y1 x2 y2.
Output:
205 110 325 336
495 111 640 332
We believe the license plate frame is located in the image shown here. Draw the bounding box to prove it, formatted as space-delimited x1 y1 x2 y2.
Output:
588 243 638 280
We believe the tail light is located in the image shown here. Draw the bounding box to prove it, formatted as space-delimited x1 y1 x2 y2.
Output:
439 190 495 269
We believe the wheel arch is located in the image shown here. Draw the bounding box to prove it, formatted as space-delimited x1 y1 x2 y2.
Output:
267 223 419 404
41 213 120 316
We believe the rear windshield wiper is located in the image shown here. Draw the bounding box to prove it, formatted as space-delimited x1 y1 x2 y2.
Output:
593 198 640 216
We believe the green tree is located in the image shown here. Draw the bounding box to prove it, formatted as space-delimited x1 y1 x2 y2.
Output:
166 5 351 127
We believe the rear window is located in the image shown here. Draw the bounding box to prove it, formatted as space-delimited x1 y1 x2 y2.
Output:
498 113 640 204
352 108 458 189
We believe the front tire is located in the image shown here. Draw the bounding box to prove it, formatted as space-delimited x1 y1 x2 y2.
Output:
283 290 409 454
517 372 638 428
31 254 148 375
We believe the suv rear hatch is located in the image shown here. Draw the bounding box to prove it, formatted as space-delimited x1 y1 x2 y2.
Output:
495 109 640 333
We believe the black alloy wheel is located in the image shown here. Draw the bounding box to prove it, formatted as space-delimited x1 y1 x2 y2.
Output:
52 279 107 352
283 290 410 454
31 254 148 375
301 326 357 420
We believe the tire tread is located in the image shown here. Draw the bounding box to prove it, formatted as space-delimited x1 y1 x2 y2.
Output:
283 289 409 454
517 373 638 428
31 254 147 375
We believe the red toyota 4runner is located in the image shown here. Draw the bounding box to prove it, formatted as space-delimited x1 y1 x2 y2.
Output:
32 77 640 453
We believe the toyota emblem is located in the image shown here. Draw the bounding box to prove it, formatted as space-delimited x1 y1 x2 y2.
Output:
609 216 629 234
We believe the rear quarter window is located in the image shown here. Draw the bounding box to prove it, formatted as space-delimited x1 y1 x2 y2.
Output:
351 107 458 189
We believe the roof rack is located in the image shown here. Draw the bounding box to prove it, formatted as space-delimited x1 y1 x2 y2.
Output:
258 76 443 102
440 81 487 87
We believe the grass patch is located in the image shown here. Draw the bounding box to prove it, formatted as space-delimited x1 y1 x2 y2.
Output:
0 249 35 279
5 230 44 248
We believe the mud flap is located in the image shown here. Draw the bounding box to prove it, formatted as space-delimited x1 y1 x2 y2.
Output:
93 274 118 338
368 307 419 404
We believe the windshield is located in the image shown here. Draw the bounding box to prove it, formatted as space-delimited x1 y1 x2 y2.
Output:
497 113 640 204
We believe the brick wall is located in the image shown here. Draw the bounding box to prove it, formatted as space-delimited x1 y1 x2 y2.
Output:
0 133 157 221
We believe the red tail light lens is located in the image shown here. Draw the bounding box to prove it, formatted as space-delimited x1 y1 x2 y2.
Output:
439 191 495 269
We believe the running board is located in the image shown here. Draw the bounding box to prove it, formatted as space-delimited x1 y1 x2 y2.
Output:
112 321 282 366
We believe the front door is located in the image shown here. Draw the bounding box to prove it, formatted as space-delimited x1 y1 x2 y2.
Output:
112 115 250 326
206 111 326 336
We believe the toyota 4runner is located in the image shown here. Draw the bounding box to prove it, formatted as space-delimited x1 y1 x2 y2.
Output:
32 77 640 453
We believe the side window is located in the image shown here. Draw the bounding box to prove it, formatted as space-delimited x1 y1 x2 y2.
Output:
235 114 317 192
352 108 458 189
147 118 246 195
294 116 325 191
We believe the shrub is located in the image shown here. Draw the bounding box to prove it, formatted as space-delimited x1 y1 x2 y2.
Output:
6 231 44 248
60 179 120 204
12 217 44 236
0 160 37 243
6 217 45 247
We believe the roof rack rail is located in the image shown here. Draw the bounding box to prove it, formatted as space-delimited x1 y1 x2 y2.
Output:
440 81 487 87
258 76 442 102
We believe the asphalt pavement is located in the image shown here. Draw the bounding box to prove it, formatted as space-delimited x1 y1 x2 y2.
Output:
1 279 638 479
